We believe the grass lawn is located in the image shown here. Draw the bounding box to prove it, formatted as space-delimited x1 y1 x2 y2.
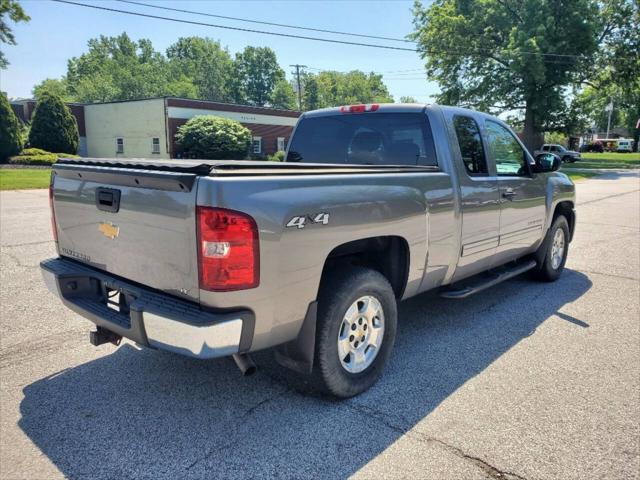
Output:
0 169 51 190
563 152 640 169
564 171 599 181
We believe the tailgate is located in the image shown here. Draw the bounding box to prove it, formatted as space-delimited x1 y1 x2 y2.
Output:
52 163 202 302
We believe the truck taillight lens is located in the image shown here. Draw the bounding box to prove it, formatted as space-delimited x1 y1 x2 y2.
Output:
49 179 58 242
196 206 259 291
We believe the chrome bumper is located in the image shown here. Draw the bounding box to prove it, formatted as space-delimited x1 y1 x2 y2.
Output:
40 258 253 359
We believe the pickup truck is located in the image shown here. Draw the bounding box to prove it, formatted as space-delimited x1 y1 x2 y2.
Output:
41 104 576 398
535 144 581 163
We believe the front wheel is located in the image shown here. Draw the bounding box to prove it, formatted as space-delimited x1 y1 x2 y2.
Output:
532 215 569 282
313 267 397 398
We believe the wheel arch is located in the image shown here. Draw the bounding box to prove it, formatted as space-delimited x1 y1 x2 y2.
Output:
274 235 410 375
553 200 576 241
319 235 410 300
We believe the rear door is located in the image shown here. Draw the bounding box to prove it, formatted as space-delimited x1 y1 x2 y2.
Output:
52 164 200 302
449 114 501 282
482 120 546 264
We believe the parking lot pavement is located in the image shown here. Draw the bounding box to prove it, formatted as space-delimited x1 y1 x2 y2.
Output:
1 171 638 480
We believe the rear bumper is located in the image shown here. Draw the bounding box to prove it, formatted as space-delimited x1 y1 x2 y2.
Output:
40 257 254 359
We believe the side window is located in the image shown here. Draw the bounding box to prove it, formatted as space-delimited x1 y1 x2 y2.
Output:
453 115 488 175
252 137 262 154
542 145 549 151
485 121 529 176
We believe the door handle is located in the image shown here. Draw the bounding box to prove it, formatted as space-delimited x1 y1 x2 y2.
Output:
502 188 517 200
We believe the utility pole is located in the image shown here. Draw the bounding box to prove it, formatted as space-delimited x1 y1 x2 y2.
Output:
290 64 307 111
605 99 614 139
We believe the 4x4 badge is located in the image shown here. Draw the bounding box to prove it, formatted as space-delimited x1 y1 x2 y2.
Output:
286 212 330 229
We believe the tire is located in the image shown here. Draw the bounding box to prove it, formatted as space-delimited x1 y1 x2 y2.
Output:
532 215 570 282
313 267 397 398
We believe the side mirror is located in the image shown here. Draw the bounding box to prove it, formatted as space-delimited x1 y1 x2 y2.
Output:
534 153 561 173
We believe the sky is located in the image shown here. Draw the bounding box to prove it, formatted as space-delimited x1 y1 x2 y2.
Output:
0 0 440 103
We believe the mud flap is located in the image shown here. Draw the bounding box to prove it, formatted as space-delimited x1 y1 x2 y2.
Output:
274 301 317 375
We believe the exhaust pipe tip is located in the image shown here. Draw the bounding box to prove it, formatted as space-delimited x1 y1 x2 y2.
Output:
232 353 257 376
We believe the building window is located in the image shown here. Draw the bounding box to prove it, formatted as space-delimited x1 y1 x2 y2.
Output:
252 137 262 154
152 137 160 154
116 137 124 154
277 137 286 152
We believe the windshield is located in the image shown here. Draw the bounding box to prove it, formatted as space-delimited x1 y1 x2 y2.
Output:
286 113 437 166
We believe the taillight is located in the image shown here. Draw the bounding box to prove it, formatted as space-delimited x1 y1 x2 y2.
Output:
196 206 259 291
339 104 379 113
49 177 58 242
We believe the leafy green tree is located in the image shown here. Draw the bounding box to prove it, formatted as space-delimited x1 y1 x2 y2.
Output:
0 0 29 69
304 70 393 108
269 79 296 109
32 78 71 101
175 115 251 159
166 37 233 101
572 2 639 149
66 33 190 103
0 92 22 160
399 96 418 103
410 0 616 151
302 74 320 111
233 46 285 106
28 93 79 154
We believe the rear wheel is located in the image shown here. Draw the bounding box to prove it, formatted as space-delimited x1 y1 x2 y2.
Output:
532 215 569 282
313 267 397 398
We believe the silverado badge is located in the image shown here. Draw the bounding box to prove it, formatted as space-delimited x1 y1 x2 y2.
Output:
99 222 120 239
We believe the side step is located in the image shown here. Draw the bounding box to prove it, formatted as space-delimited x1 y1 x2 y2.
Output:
440 259 537 299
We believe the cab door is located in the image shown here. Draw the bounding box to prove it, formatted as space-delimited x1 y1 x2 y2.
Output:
483 120 546 265
449 114 501 282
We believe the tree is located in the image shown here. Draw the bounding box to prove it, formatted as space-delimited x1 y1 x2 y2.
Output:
0 92 22 160
175 115 251 159
303 70 393 109
29 94 79 154
399 96 418 103
269 79 296 109
166 37 233 101
66 33 192 103
0 0 29 69
33 78 71 101
411 0 613 152
302 74 320 111
233 46 285 106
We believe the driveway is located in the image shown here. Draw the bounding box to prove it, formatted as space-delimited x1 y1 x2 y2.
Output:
1 171 639 479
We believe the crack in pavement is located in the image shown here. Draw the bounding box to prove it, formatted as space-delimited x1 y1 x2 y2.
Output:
184 384 291 471
346 402 527 480
0 250 41 269
577 189 640 206
1 239 53 248
574 269 639 282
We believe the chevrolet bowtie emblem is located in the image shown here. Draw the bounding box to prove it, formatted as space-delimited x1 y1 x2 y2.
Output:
99 222 119 239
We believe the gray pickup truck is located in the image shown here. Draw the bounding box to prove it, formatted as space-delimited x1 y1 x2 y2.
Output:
42 104 575 397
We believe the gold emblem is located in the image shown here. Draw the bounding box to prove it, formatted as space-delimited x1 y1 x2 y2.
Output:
99 222 119 239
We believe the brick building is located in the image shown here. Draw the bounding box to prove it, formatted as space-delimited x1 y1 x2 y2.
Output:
11 97 301 159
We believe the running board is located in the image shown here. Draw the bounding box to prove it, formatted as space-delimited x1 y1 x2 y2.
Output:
440 259 537 299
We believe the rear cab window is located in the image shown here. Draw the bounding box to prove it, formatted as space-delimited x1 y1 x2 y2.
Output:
286 113 437 166
452 115 488 176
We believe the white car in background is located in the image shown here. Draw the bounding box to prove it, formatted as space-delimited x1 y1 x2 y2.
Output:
616 139 634 153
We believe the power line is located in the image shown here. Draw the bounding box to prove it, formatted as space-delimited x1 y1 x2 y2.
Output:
117 0 413 44
51 0 419 52
51 0 622 63
112 0 601 62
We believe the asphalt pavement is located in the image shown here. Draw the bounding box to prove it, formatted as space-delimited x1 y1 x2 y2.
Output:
1 171 638 479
